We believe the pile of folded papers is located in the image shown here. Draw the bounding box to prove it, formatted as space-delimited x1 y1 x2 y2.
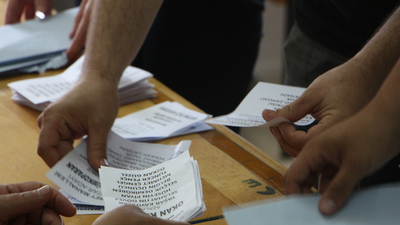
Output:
47 131 206 221
0 7 78 75
8 56 157 111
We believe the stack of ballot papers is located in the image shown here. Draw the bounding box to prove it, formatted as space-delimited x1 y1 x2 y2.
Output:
206 82 315 127
0 7 79 74
8 56 157 111
223 183 400 224
47 131 206 221
112 101 213 141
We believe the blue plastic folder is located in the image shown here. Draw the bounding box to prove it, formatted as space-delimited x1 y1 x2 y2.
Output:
0 7 79 74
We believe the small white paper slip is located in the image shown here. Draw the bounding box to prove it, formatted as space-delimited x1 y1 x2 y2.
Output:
46 131 191 206
223 183 400 225
99 150 205 222
205 82 315 127
112 101 212 141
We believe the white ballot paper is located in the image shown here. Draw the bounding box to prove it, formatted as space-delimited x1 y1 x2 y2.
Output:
46 131 194 211
112 101 213 141
205 82 315 127
8 56 156 111
99 150 206 221
223 183 400 225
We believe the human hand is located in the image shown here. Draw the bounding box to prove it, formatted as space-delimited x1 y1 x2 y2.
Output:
283 105 400 215
93 205 190 225
4 0 53 24
67 0 93 61
37 76 119 170
0 181 76 224
263 60 381 157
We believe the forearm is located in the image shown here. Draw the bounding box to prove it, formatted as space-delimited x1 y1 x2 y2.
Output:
362 57 400 145
349 5 400 97
344 57 400 172
81 0 163 85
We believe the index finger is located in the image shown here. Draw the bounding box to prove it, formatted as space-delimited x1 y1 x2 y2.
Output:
37 113 74 167
284 157 318 194
0 181 47 194
85 124 110 170
69 0 88 38
4 0 30 24
2 182 77 217
67 0 91 61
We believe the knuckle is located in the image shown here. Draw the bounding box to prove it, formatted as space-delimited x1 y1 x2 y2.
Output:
326 182 350 198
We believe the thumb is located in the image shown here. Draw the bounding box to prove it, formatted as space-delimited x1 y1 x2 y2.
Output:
318 168 359 215
0 185 52 220
86 127 109 170
262 94 316 123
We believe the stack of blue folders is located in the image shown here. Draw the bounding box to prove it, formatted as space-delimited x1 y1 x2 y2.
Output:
0 7 78 75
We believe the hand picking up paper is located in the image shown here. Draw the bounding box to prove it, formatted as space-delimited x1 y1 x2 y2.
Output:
46 131 205 220
205 82 315 127
112 101 213 141
8 56 156 111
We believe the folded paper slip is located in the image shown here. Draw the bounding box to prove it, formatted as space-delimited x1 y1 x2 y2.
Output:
205 82 315 127
8 56 156 111
112 101 213 141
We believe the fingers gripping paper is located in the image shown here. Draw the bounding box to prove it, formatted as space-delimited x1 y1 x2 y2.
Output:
205 82 315 127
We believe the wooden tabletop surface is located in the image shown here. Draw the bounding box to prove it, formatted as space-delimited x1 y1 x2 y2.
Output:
0 1 287 224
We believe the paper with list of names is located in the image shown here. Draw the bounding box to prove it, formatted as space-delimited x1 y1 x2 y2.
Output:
47 131 205 219
112 101 213 141
8 56 156 111
47 131 190 205
99 150 206 221
205 82 315 127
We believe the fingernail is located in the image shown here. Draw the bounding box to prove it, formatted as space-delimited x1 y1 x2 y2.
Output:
37 185 51 197
320 198 337 215
99 158 109 167
270 127 276 138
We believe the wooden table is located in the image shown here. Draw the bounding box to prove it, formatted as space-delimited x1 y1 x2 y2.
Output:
0 69 286 224
0 1 287 224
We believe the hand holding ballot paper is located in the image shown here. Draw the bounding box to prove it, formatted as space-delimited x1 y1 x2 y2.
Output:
47 131 205 220
205 82 315 127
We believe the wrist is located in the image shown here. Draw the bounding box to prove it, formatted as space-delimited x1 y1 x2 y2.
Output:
78 68 121 88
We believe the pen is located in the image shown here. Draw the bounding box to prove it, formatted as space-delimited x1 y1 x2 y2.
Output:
189 215 224 224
